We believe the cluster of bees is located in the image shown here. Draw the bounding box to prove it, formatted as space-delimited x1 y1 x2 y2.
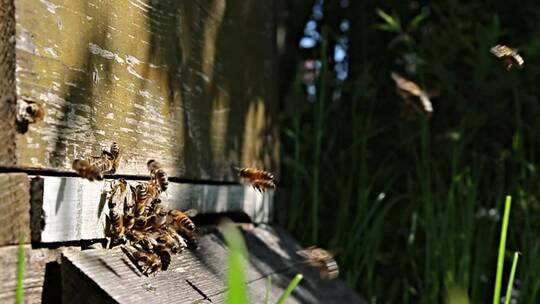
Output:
391 44 524 117
71 142 339 278
72 143 197 275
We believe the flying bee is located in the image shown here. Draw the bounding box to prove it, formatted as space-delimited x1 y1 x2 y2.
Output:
72 159 105 181
121 246 162 276
147 159 169 192
16 99 46 133
251 179 276 193
297 246 339 279
237 167 274 181
490 44 524 70
390 72 433 118
236 167 276 192
168 209 197 248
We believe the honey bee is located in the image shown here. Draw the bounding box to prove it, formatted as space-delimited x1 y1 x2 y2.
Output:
390 72 433 118
122 246 162 276
251 180 276 193
158 248 172 271
106 142 121 174
133 182 159 217
236 167 276 192
72 159 107 181
156 228 187 254
168 209 197 248
297 246 339 279
147 159 169 192
127 230 158 252
109 210 126 242
107 178 128 209
16 99 46 133
490 44 524 70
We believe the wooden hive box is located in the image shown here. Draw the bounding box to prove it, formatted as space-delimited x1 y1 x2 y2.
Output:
0 0 363 303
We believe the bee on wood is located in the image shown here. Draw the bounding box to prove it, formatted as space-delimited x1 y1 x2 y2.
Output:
133 182 159 217
104 142 121 174
391 72 433 118
73 146 121 181
109 210 126 244
236 167 276 192
297 246 339 279
127 230 158 252
72 159 109 181
158 248 172 271
16 99 46 133
107 178 128 209
490 44 524 70
122 246 162 276
156 228 187 254
147 159 169 192
168 209 197 248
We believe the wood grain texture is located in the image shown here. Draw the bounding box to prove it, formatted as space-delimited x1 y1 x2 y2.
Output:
0 245 65 304
38 176 273 243
0 173 30 245
61 225 364 303
15 0 279 181
0 0 17 165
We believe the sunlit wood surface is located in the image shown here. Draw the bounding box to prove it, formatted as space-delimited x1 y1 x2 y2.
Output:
15 0 278 181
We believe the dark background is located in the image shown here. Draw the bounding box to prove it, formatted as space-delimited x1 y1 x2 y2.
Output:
277 0 540 302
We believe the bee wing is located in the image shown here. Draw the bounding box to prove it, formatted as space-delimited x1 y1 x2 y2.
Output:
183 208 199 217
391 72 424 97
490 44 512 57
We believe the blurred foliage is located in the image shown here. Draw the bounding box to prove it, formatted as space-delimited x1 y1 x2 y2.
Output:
280 0 540 303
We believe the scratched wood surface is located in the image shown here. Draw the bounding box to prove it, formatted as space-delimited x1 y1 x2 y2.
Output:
0 0 17 165
0 173 30 246
0 245 67 304
15 0 279 181
61 225 364 303
35 176 274 243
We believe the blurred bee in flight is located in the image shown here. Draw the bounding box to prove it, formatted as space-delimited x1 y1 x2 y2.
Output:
391 72 433 118
236 167 276 192
297 246 339 280
16 98 46 133
490 44 524 71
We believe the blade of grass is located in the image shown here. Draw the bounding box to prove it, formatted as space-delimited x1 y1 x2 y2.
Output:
264 276 272 304
493 195 512 304
276 274 303 304
504 252 520 304
223 222 248 304
16 235 25 304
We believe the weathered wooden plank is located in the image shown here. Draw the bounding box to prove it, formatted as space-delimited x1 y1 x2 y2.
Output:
61 225 363 303
0 245 66 304
0 0 17 165
36 176 273 243
15 0 278 181
0 173 30 245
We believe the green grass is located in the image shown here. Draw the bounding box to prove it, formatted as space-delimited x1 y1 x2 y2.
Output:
504 252 520 304
276 274 303 304
223 222 302 304
493 196 512 304
223 222 248 304
16 236 25 304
